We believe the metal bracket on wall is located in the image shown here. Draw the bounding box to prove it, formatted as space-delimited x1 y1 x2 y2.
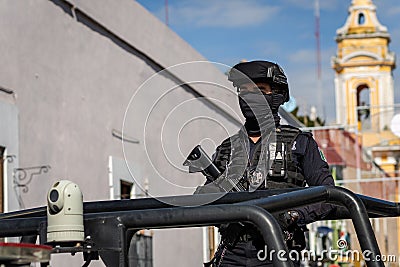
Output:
2 155 16 163
13 165 52 194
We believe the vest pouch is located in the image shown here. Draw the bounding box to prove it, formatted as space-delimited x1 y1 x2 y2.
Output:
286 170 306 186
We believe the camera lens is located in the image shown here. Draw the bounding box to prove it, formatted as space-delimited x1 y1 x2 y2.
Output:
50 189 59 202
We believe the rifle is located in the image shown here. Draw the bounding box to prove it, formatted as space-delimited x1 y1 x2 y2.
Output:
184 145 247 192
183 145 221 179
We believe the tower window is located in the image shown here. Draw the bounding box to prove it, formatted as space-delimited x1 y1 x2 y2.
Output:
357 85 370 130
358 13 365 25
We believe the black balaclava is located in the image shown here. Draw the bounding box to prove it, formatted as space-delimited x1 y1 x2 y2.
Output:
238 91 285 136
228 60 289 136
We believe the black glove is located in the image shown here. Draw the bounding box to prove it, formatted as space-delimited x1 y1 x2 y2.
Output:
218 223 245 247
277 210 300 230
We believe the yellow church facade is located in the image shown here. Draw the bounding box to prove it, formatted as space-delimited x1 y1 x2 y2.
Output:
326 1 400 265
332 0 399 177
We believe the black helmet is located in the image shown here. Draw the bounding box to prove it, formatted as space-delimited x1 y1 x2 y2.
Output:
228 60 289 102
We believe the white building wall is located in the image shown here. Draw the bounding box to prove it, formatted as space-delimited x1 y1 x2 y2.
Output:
0 1 243 266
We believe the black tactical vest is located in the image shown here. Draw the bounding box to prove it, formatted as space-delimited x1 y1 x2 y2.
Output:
211 125 306 192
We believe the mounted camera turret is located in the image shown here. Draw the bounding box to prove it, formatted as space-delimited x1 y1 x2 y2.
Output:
47 180 84 244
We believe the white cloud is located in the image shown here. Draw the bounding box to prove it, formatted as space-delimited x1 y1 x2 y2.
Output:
387 6 400 16
375 2 400 17
255 41 284 58
287 46 336 66
167 1 280 28
287 49 316 64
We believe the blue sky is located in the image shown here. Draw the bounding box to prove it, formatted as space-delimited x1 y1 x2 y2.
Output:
136 0 400 124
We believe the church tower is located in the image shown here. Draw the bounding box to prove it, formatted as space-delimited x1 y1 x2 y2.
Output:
332 0 396 131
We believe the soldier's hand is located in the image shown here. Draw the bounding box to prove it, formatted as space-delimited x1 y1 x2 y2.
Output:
277 210 299 230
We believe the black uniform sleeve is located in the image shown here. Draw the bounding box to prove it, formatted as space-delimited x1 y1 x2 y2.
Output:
293 134 336 225
302 135 334 187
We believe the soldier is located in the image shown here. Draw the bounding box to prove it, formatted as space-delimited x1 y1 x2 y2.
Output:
199 60 335 266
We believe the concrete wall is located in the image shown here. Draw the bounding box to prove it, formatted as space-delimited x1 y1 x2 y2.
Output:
0 0 242 266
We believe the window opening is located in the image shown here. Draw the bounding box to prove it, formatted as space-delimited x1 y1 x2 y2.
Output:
358 13 365 25
120 180 133 199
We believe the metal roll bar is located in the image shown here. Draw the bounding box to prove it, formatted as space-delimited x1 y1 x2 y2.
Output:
0 186 395 267
3 186 400 221
85 205 294 267
241 186 383 267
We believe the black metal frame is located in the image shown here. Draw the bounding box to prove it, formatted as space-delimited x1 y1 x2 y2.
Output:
1 186 398 267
